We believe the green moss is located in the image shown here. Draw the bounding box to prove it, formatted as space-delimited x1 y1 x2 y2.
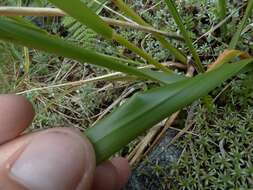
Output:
169 75 253 189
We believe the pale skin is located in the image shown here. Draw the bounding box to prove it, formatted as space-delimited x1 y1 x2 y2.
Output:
0 94 131 190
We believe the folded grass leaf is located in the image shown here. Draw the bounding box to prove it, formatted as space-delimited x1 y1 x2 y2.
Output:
86 59 253 163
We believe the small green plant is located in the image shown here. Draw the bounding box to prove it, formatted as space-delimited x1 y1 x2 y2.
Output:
170 91 253 189
0 0 252 165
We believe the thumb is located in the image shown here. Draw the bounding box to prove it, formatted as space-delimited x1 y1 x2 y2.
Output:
0 128 96 190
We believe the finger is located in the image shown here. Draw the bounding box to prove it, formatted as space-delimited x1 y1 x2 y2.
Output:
0 95 35 144
0 128 96 190
110 157 131 189
92 157 130 190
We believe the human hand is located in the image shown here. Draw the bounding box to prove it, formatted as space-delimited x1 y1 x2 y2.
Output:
0 95 130 190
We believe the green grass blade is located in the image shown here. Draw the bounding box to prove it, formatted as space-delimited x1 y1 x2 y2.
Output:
142 68 186 84
112 0 147 26
48 0 113 39
49 0 170 72
8 16 49 34
87 0 108 12
112 33 173 73
0 18 175 82
86 59 253 163
229 0 253 49
164 0 205 73
217 0 227 20
217 0 227 35
113 0 187 64
155 35 187 64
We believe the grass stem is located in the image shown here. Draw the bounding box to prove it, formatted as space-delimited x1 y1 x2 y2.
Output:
113 0 187 64
165 0 205 73
113 33 172 73
217 0 227 35
229 0 253 49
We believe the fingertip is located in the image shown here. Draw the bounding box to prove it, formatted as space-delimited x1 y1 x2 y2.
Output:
2 94 35 117
111 157 131 189
15 95 35 116
0 94 35 144
92 161 118 190
6 128 96 190
0 94 35 119
92 157 131 190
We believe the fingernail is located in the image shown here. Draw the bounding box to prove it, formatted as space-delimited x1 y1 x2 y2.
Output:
10 131 94 190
